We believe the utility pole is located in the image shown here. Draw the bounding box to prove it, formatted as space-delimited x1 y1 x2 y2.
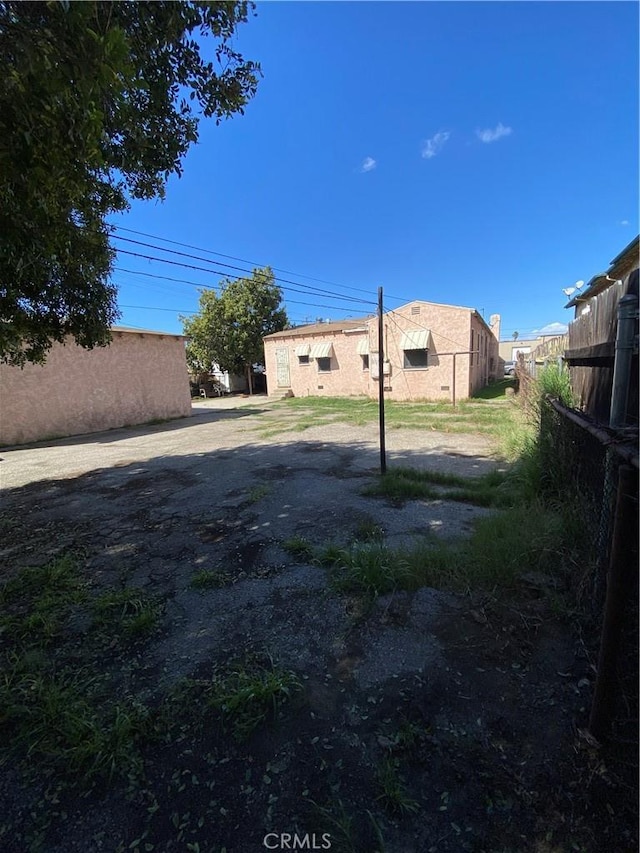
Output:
378 286 386 474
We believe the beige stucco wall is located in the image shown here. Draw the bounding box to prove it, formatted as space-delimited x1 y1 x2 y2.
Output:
264 302 500 403
0 330 192 446
265 326 371 398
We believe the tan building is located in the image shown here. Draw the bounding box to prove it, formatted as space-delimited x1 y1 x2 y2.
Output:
498 336 553 362
263 301 500 403
0 327 192 446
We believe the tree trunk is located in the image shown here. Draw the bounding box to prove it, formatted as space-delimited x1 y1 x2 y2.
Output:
246 363 253 395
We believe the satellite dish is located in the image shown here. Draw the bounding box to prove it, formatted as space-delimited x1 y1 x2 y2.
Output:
575 280 584 289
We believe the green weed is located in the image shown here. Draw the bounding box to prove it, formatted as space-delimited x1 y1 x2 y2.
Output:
208 661 300 741
364 465 516 508
283 536 314 561
246 484 270 503
0 666 150 783
166 656 301 742
190 568 230 589
328 542 412 597
353 519 385 542
92 588 162 639
376 757 420 815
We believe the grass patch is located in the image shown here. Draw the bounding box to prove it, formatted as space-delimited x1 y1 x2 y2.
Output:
165 655 301 742
0 555 166 786
364 465 516 508
190 568 230 589
301 497 572 597
246 483 270 503
260 392 525 446
283 536 315 560
376 757 420 815
329 542 412 597
0 666 150 783
0 554 88 648
92 588 162 639
353 519 385 543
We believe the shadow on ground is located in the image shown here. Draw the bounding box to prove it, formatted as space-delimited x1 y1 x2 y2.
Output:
0 431 634 853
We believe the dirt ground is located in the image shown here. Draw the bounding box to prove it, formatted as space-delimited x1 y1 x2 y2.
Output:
0 397 636 853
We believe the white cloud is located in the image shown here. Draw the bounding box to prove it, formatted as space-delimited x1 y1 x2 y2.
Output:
620 219 630 226
360 156 376 173
421 131 450 159
531 322 568 336
476 122 512 143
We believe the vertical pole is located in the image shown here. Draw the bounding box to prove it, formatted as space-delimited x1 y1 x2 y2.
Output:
610 293 638 429
378 286 386 474
452 353 457 409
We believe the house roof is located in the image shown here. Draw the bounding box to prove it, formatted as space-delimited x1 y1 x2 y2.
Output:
112 325 186 338
565 235 639 308
264 318 371 339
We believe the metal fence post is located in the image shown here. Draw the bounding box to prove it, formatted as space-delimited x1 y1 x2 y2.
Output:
610 293 638 430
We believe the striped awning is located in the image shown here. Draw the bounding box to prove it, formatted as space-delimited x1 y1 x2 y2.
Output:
309 342 334 358
356 337 370 355
295 344 311 356
399 329 432 350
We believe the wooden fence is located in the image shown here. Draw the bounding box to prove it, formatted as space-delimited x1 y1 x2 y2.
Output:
565 269 638 425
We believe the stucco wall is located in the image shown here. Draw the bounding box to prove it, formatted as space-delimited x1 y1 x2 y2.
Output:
264 302 500 403
374 302 473 402
265 327 371 398
0 330 192 446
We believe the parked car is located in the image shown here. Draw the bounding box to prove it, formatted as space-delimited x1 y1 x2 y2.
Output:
504 361 516 377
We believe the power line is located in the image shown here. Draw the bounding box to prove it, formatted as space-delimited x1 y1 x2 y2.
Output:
115 266 221 290
110 225 414 305
113 225 378 296
115 247 376 308
385 308 468 352
112 235 377 307
117 297 372 316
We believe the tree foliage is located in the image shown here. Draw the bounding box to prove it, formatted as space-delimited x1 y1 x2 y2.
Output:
0 0 260 365
183 268 288 383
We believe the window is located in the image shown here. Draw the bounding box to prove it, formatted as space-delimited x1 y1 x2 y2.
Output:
399 328 431 370
317 357 331 372
403 349 429 368
361 354 369 370
295 344 311 365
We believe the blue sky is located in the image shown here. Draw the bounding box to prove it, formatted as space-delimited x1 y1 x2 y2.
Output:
110 1 639 341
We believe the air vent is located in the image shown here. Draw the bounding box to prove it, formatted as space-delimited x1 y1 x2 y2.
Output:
411 306 421 315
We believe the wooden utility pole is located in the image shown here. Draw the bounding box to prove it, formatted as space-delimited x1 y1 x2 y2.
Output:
378 286 386 474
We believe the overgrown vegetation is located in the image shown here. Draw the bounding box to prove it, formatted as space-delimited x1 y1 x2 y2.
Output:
0 556 297 795
256 381 526 445
281 368 588 603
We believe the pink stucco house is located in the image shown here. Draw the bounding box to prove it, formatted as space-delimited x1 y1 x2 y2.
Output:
263 301 501 403
0 327 192 446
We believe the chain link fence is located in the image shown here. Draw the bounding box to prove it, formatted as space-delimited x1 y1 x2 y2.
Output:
538 396 638 743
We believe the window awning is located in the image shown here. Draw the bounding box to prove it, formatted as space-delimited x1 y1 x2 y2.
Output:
295 344 311 356
356 338 370 355
400 329 432 350
309 342 334 359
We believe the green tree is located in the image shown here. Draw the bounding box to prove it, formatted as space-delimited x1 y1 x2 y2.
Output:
0 1 260 366
183 268 288 394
